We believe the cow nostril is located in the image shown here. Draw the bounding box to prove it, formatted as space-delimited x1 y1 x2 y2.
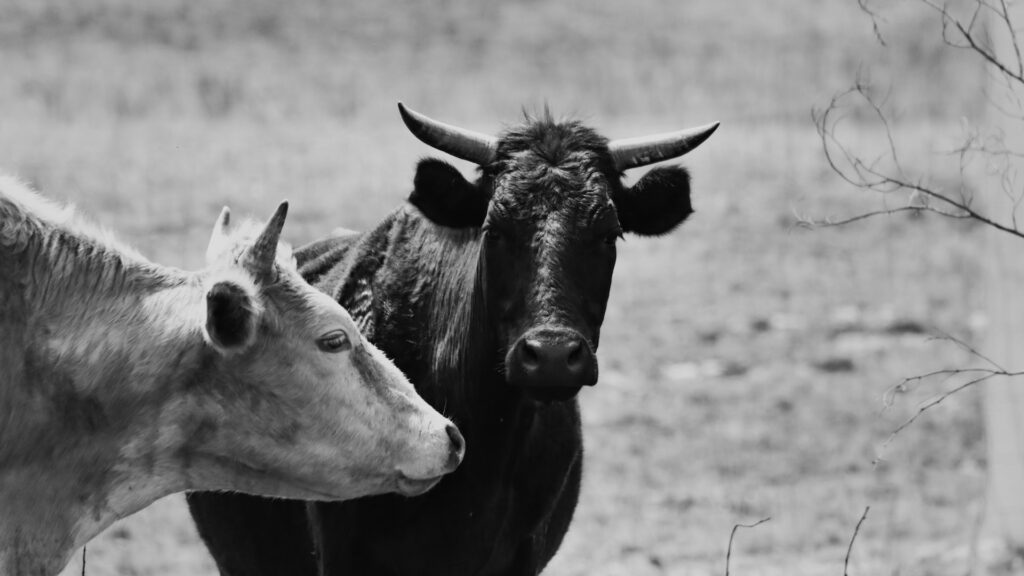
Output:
566 340 583 367
521 339 541 367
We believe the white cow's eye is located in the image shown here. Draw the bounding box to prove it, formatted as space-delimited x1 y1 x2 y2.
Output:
317 330 352 353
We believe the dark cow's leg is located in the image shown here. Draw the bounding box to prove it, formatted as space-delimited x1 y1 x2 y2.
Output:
186 492 318 576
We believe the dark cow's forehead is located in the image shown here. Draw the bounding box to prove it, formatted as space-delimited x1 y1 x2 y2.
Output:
489 116 619 220
489 169 614 224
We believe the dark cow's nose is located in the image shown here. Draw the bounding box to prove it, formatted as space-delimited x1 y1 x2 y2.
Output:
445 423 465 470
521 338 586 374
507 328 598 394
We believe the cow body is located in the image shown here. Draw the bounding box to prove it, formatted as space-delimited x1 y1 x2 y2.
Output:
0 177 462 576
190 210 581 575
189 107 718 576
301 212 584 575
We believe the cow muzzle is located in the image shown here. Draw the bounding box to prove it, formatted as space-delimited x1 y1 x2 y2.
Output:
506 327 597 402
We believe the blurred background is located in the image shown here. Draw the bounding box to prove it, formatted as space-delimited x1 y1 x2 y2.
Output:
0 0 992 574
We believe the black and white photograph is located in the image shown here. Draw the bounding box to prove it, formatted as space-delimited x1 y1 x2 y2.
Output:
1 0 1021 574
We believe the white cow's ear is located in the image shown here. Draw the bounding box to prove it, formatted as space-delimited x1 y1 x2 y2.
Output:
203 275 261 353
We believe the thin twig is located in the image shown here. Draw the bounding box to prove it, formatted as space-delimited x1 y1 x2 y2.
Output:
918 0 1024 85
879 368 1024 458
930 331 1006 372
725 517 771 576
81 545 86 576
883 367 987 410
856 0 887 46
844 507 870 576
797 206 968 230
884 373 1002 448
873 333 1024 466
997 0 1024 79
814 81 1024 241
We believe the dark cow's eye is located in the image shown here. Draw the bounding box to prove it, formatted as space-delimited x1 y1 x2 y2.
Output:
602 231 623 246
317 330 352 353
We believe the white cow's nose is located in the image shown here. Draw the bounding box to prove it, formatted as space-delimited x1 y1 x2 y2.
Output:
445 424 465 471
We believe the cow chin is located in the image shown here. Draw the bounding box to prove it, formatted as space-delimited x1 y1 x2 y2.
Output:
521 384 584 404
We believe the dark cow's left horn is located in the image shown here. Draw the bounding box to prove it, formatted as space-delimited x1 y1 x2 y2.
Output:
608 122 720 171
248 201 288 276
398 102 498 165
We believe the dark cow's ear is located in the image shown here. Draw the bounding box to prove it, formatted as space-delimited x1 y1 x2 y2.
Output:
613 166 694 236
409 158 488 228
204 279 261 353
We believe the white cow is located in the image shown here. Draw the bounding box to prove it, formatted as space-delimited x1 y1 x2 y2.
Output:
0 176 464 576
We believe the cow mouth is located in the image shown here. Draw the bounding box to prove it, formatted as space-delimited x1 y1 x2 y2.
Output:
521 385 584 404
396 473 445 497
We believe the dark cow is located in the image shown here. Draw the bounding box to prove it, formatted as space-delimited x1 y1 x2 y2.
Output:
187 104 718 575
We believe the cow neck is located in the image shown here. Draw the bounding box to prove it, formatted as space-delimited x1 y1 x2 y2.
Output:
387 208 536 428
0 251 208 576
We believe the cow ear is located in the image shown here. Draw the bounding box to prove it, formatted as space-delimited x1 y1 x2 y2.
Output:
613 166 694 236
203 278 261 353
409 158 488 228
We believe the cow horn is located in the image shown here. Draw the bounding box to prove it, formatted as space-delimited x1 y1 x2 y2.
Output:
248 201 288 275
205 206 232 263
398 102 498 165
608 122 720 171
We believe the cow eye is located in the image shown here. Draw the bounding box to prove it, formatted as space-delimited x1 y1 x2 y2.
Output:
603 231 623 246
317 330 352 353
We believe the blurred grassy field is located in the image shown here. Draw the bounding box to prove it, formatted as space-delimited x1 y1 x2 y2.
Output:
0 0 995 574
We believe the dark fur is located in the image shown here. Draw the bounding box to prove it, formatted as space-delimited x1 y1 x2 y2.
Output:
614 166 693 236
410 159 488 227
205 281 256 350
187 114 700 576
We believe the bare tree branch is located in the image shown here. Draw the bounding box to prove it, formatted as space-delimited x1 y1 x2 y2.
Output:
856 0 888 46
812 0 1024 241
880 367 1024 456
725 517 771 576
918 0 1024 85
844 507 870 576
931 330 1006 372
997 0 1024 78
952 6 1024 83
814 4 1024 570
870 333 1024 468
797 206 969 230
813 78 1024 241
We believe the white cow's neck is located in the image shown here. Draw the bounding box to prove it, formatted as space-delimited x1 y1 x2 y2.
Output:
0 262 208 576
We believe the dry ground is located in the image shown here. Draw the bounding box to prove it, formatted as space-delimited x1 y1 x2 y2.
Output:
0 1 998 574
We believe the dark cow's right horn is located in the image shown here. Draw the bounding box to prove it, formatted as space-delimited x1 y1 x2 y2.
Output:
608 122 720 171
398 103 498 166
